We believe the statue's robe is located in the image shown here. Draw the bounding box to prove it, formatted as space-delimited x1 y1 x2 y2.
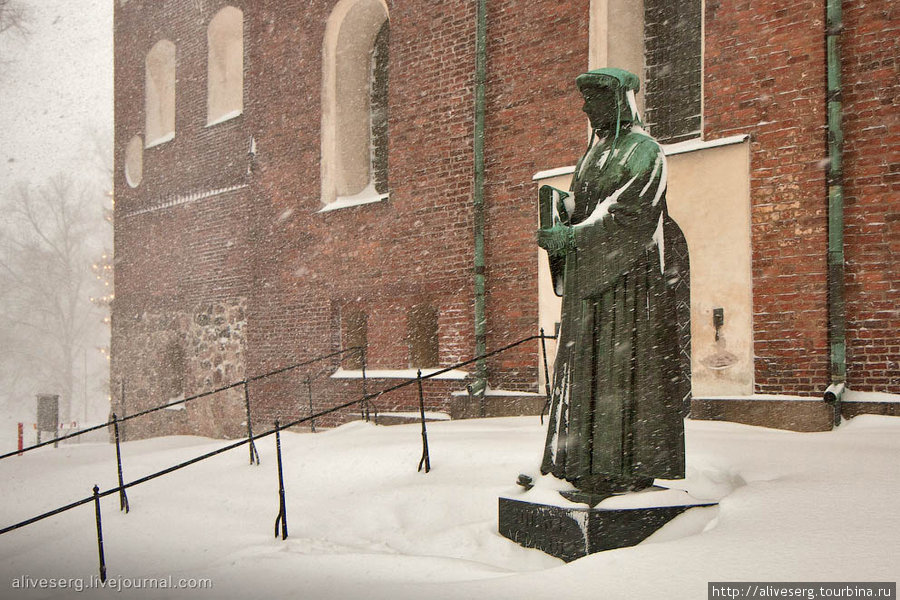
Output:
541 126 689 492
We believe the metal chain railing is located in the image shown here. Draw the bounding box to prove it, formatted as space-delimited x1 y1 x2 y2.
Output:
0 331 557 583
0 346 366 461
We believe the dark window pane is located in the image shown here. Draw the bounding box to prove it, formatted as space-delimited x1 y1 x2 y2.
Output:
408 304 439 368
370 21 389 194
344 310 368 369
643 0 702 143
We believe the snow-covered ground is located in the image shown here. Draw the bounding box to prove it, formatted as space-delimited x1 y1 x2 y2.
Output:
1 415 897 599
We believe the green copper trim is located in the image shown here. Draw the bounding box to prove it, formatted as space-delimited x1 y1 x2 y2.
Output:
826 0 846 387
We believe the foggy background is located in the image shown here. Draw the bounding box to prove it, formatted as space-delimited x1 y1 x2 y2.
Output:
0 0 113 442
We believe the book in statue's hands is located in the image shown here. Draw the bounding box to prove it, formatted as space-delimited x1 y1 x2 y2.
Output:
539 185 570 230
538 185 571 297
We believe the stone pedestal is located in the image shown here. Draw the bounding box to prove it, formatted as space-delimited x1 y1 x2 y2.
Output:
499 495 717 562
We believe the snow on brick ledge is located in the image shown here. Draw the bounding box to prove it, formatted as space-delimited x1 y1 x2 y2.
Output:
331 368 469 380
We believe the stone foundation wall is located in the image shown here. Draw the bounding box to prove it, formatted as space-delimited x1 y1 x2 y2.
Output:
111 299 247 440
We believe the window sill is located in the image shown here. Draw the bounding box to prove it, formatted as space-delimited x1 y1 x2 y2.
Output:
660 134 749 156
145 131 175 149
531 134 750 181
206 109 243 127
319 190 388 213
450 388 544 397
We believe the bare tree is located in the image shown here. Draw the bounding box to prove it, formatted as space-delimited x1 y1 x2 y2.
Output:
0 175 105 423
0 0 27 36
88 126 115 398
0 0 27 75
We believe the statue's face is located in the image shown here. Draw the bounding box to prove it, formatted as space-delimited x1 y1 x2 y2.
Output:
581 85 618 130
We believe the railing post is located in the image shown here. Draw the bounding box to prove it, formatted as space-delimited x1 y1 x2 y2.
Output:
273 420 288 540
306 376 316 433
92 485 107 583
361 346 370 422
243 381 260 465
112 414 130 513
539 328 552 424
416 370 431 473
120 380 127 443
369 392 380 426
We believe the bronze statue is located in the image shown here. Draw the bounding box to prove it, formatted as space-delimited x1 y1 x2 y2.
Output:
536 68 690 504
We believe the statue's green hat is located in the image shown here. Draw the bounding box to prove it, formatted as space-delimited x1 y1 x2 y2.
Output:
575 68 640 94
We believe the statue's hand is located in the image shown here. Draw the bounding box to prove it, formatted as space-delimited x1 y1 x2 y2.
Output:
537 224 575 257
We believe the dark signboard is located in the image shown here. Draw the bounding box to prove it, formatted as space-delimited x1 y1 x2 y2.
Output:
36 394 59 432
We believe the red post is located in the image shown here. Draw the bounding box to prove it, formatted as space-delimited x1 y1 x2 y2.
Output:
17 423 23 456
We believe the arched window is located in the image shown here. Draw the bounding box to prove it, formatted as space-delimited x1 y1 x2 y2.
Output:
207 6 244 126
124 135 143 187
145 39 176 147
321 0 390 207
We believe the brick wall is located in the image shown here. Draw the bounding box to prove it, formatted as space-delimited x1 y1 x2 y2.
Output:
241 0 483 425
114 0 593 433
705 0 898 395
240 0 591 417
841 0 900 391
112 0 553 432
704 0 830 395
481 0 589 389
113 0 898 438
113 0 255 425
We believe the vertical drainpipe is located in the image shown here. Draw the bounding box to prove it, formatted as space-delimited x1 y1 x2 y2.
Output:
824 0 846 424
472 0 489 411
